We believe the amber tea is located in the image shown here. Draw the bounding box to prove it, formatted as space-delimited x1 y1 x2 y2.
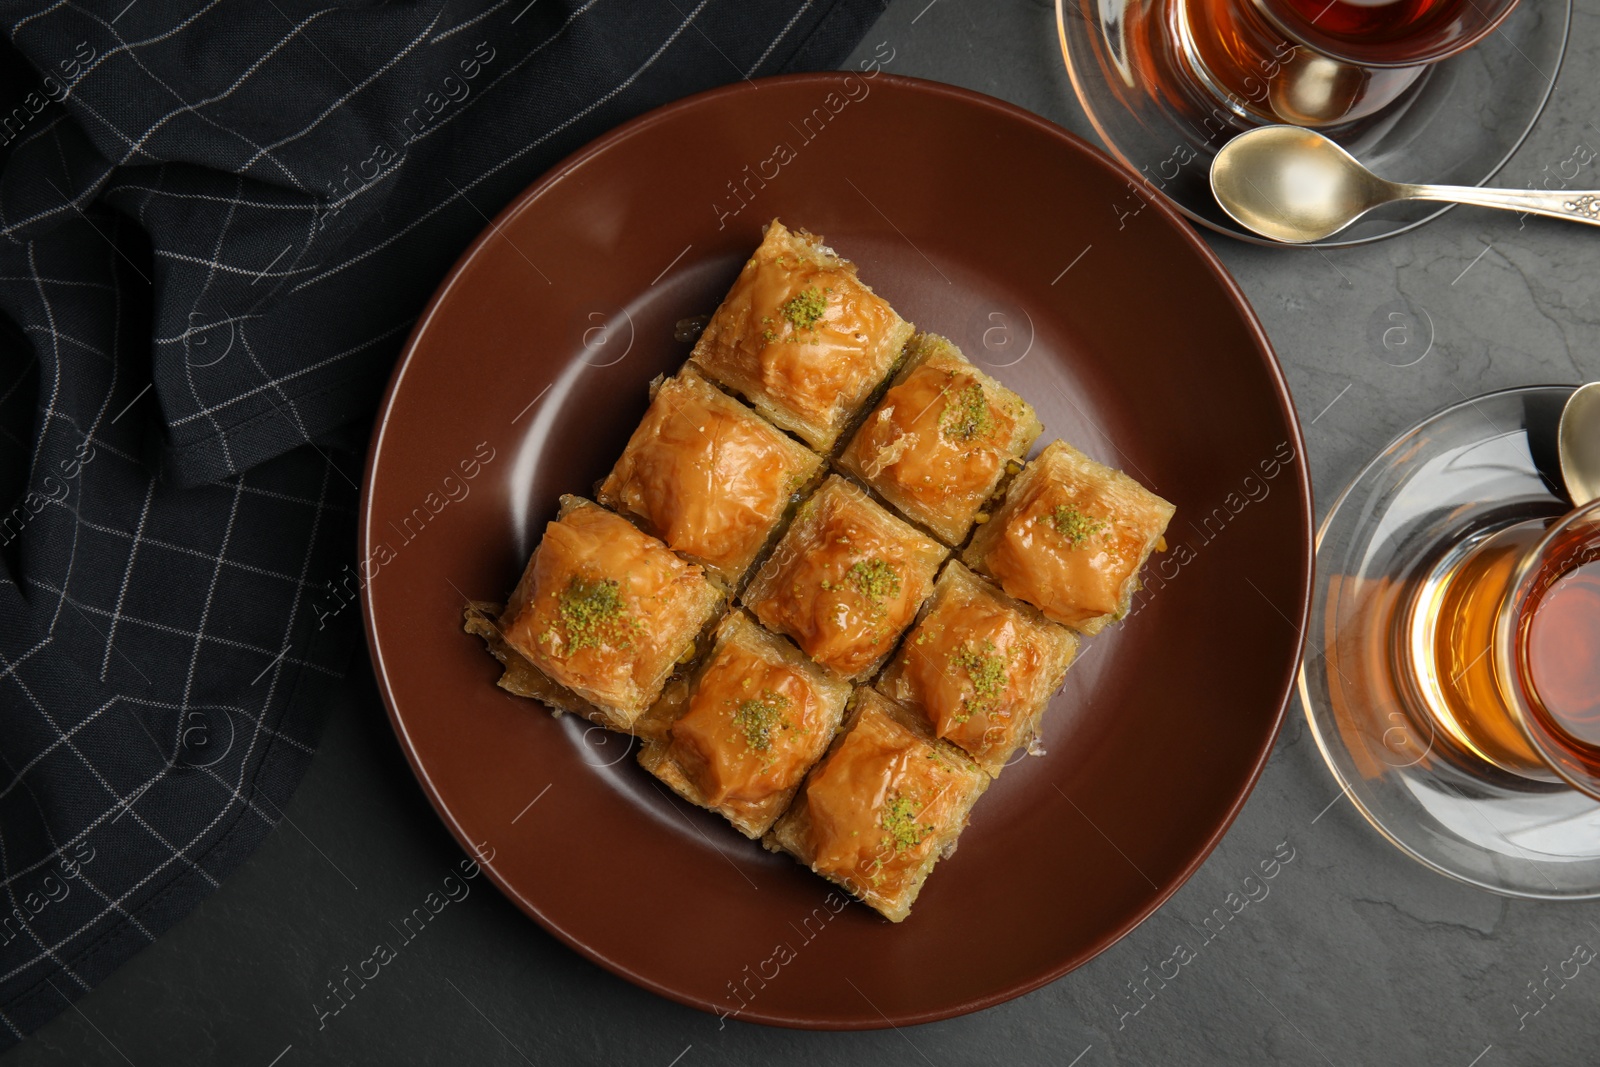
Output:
1511 524 1600 778
1402 502 1600 798
1161 0 1520 128
1408 520 1549 776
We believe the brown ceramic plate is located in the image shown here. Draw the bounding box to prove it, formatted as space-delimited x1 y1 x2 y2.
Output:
361 72 1311 1030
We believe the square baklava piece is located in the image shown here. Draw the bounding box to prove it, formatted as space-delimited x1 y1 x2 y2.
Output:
637 610 851 838
489 497 722 731
963 441 1175 634
742 476 946 681
690 219 914 452
597 365 823 589
876 561 1078 776
837 334 1041 545
764 688 988 922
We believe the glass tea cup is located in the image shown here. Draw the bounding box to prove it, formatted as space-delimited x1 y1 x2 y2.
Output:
1404 498 1600 799
1169 0 1523 127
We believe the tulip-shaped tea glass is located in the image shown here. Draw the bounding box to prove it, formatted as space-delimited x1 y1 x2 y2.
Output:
1303 387 1600 898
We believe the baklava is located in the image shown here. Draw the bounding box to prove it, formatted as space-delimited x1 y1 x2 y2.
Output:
466 219 1185 925
492 497 722 731
876 561 1078 776
964 441 1175 634
838 334 1040 545
690 219 914 452
742 476 946 681
464 600 612 721
764 688 988 922
597 365 823 589
637 610 851 838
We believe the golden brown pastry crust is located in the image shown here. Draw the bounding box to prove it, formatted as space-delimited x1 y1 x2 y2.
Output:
838 335 1040 546
636 611 851 838
598 366 823 590
763 689 988 922
496 497 723 730
463 601 613 724
876 561 1078 776
964 441 1175 634
741 476 947 681
689 219 913 451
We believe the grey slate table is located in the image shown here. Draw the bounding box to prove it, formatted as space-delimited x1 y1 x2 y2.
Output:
9 1 1600 1063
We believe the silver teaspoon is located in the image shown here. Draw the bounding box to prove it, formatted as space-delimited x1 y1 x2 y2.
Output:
1210 126 1600 244
1559 382 1600 508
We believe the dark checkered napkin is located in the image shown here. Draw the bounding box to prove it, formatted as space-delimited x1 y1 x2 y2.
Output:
0 0 883 1045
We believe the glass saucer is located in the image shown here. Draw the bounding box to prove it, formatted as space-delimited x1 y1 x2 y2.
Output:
1301 385 1600 900
1056 0 1571 247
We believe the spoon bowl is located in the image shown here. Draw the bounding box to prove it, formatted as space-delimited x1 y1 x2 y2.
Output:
1559 382 1600 507
1210 126 1395 243
1211 126 1600 244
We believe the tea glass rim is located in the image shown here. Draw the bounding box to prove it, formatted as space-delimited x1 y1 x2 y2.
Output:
1247 0 1524 69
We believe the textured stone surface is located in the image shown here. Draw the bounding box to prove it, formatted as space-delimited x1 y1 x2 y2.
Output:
9 1 1600 1063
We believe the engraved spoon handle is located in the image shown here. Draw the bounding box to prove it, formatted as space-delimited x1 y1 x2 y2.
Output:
1394 184 1600 227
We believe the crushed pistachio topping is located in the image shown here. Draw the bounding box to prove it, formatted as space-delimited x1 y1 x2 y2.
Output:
733 689 792 753
844 557 902 608
780 287 828 330
881 793 932 852
551 576 639 652
940 381 993 442
949 639 1007 723
1049 503 1106 546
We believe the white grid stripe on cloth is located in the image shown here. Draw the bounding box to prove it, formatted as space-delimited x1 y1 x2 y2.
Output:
746 0 815 75
236 9 444 169
95 474 154 682
23 578 346 677
161 321 413 420
22 245 63 490
430 0 513 43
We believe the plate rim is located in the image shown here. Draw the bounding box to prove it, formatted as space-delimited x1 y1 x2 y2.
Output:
359 70 1315 1030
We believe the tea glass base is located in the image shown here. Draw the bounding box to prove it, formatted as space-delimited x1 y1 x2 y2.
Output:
1301 386 1600 900
1056 0 1571 246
